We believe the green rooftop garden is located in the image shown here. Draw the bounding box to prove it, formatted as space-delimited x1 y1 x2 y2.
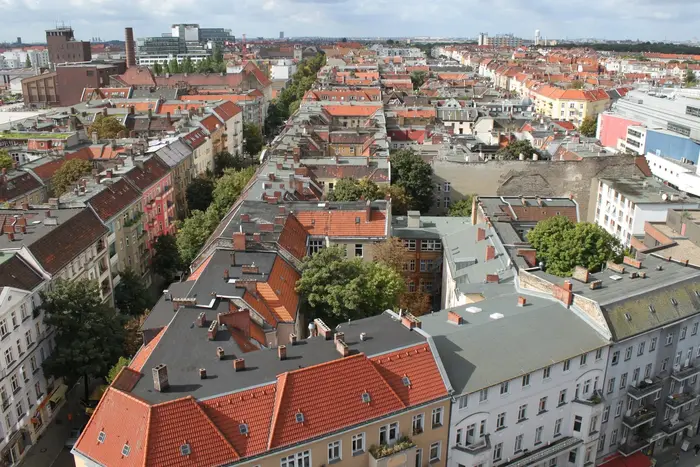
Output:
0 132 73 140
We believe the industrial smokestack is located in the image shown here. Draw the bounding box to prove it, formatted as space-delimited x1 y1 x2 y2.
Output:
125 27 136 68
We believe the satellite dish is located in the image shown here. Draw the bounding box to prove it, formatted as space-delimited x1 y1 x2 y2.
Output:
662 193 669 201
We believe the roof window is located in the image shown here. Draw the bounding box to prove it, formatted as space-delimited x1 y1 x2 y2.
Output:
180 444 191 456
239 423 249 435
649 304 656 313
122 444 131 457
624 313 632 321
295 412 305 423
361 392 371 403
402 376 411 387
97 431 106 444
671 298 678 306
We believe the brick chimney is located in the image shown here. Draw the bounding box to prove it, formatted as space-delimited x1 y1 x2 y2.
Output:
196 312 206 327
278 345 287 360
233 232 246 251
486 273 499 283
233 358 245 371
334 332 345 344
517 296 527 307
224 268 229 281
290 333 297 345
314 319 333 340
152 364 169 392
476 227 485 241
216 347 225 359
241 264 259 274
199 368 207 379
336 338 349 357
207 320 218 340
485 245 495 261
240 214 250 222
447 311 463 325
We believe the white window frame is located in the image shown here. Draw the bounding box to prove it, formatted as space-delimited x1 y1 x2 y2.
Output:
351 433 365 454
429 442 441 462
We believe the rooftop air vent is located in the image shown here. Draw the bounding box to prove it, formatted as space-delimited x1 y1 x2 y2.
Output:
465 306 482 314
625 313 632 321
609 275 623 281
180 444 191 456
361 392 371 403
295 412 305 423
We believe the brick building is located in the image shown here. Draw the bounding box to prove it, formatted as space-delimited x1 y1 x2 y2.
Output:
45 27 91 65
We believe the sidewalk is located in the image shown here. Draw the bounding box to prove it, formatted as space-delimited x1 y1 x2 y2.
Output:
20 379 89 467
654 434 700 467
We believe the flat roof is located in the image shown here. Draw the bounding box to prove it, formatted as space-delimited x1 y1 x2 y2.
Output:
130 311 426 403
600 177 688 204
420 292 608 395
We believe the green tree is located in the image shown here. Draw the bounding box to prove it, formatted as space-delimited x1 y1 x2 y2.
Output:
496 139 543 161
0 150 13 170
288 100 301 116
87 114 127 140
686 70 697 87
390 149 435 213
377 184 411 215
53 159 93 196
176 208 220 265
25 55 31 68
152 234 182 281
410 71 428 90
448 196 474 216
152 62 163 75
527 216 622 277
107 356 131 383
570 80 585 90
168 58 181 74
181 57 194 74
243 123 264 157
212 167 256 214
214 151 244 176
40 280 125 401
162 61 170 75
114 268 150 316
296 246 404 324
579 116 597 138
186 177 215 212
327 178 379 202
213 45 224 64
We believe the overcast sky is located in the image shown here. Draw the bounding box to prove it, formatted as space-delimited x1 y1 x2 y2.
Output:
2 0 700 43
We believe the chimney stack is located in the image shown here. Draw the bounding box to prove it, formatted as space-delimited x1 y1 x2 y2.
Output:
517 296 527 307
207 320 218 340
125 27 136 68
196 312 206 327
476 227 485 241
485 245 495 261
216 347 225 359
233 358 245 371
199 368 207 379
152 364 169 392
233 232 246 251
278 345 287 360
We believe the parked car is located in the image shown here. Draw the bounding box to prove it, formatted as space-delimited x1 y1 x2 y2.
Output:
65 424 87 448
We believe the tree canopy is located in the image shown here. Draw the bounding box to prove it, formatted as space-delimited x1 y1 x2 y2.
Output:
296 246 404 324
114 268 151 316
579 116 597 138
176 208 221 265
327 177 379 202
211 167 256 215
390 149 435 213
53 159 93 196
496 139 543 161
410 71 428 90
152 234 182 281
570 80 584 90
527 216 622 276
214 151 244 176
41 280 125 400
448 196 474 217
87 114 127 140
686 70 697 87
107 357 131 383
0 150 13 170
243 123 264 157
186 177 215 212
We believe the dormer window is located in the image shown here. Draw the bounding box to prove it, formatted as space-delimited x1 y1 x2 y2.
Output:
239 423 249 435
180 444 191 456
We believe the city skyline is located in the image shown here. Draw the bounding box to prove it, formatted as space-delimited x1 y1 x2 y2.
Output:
2 0 700 44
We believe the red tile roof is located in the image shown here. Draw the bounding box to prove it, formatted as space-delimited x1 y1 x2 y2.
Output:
277 215 308 260
88 178 141 222
114 67 157 87
212 101 242 122
322 105 379 117
181 128 208 150
158 102 204 115
295 210 387 237
199 115 224 134
129 327 167 373
31 148 93 181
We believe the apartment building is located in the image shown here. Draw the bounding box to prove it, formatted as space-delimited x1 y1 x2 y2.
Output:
531 86 610 125
0 255 59 466
72 312 451 467
594 178 699 246
181 127 213 175
152 139 194 220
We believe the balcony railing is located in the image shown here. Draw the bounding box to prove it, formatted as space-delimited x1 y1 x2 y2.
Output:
500 437 582 467
628 377 664 400
662 418 692 436
672 363 700 382
369 436 416 467
453 434 491 455
622 406 657 429
574 390 604 406
666 391 697 408
618 436 651 457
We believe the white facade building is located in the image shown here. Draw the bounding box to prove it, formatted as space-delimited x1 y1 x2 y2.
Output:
646 152 700 197
271 59 298 81
0 50 49 69
136 53 209 67
594 178 699 246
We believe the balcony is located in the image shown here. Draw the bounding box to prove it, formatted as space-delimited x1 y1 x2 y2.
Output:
453 435 491 455
96 240 106 253
369 437 416 467
662 418 693 436
500 437 582 467
622 406 657 429
124 212 143 229
667 391 698 409
573 390 604 407
628 377 664 400
618 435 651 457
671 363 700 382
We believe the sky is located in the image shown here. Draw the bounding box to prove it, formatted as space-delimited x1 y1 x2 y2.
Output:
2 0 700 43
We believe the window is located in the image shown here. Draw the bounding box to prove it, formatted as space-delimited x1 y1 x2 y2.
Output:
624 346 632 361
4 348 13 366
563 359 571 371
281 450 311 467
34 381 41 398
650 337 657 352
620 373 628 389
407 260 416 272
421 240 441 251
500 381 509 395
554 418 562 437
20 304 28 320
595 348 603 360
479 388 488 402
514 434 523 453
615 400 622 417
351 433 365 454
497 412 506 429
603 406 610 423
611 351 619 365
667 333 674 346
568 449 577 464
379 422 399 445
662 357 669 371
493 442 503 462
633 367 640 383
16 340 22 356
522 373 530 387
558 389 567 405
415 449 422 467
456 428 463 446
10 374 19 393
404 239 416 251
420 259 434 272
589 415 598 435
681 326 688 340
0 319 7 337
458 395 467 409
431 407 443 428
354 244 363 257
517 404 527 422
443 182 451 192
693 323 699 336
535 426 543 445
645 363 652 379
29 355 37 373
598 434 606 452
413 413 424 434
675 351 682 366
607 377 615 394
579 354 587 368
429 442 440 462
573 415 582 433
25 330 32 347
638 342 645 356
543 366 551 379
15 401 23 418
10 311 17 328
308 240 324 255
539 396 547 413
610 429 618 445
328 440 341 463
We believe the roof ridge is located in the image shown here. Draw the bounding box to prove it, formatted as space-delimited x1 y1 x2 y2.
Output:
191 396 240 460
266 372 287 449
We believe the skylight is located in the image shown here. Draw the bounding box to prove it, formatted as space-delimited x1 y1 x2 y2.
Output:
402 376 411 387
671 298 678 306
361 392 371 403
465 307 482 314
609 275 623 281
239 423 249 435
122 444 131 457
97 431 106 444
180 444 191 456
624 313 632 321
295 412 305 423
649 305 656 313
489 313 504 320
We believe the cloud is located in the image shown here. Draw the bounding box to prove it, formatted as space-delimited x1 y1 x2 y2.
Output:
1 0 699 42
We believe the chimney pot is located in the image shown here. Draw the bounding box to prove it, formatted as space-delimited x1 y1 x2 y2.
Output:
289 333 297 345
278 345 287 360
207 320 218 340
224 268 230 281
216 347 225 359
232 232 246 251
485 245 496 261
334 332 345 344
199 368 207 379
152 364 169 392
360 332 367 341
517 296 527 307
476 227 485 241
233 358 245 371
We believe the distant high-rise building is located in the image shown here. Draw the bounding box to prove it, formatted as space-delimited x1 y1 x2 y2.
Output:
535 29 541 46
46 27 91 65
478 32 487 46
16 37 21 44
280 31 284 39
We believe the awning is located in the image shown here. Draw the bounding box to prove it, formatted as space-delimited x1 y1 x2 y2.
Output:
49 384 68 404
600 452 652 467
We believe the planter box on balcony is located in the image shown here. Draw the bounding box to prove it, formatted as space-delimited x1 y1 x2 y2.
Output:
369 438 416 467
